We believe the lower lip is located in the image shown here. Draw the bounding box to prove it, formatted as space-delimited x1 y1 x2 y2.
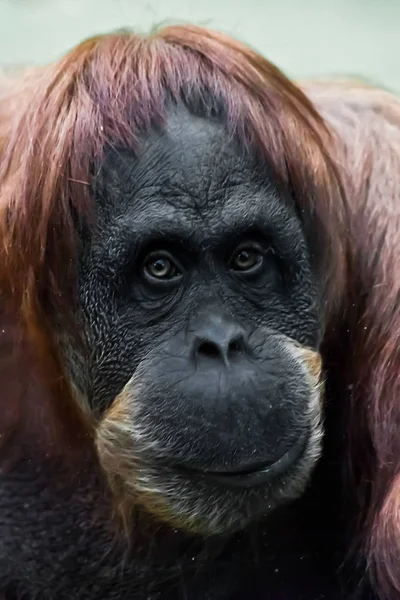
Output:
180 433 308 488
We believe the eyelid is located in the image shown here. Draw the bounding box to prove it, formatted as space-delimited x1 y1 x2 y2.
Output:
228 241 266 263
148 249 184 268
145 249 179 262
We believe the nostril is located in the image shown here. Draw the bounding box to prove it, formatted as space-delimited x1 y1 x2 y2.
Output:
191 322 248 364
197 341 222 359
196 336 245 362
228 339 242 354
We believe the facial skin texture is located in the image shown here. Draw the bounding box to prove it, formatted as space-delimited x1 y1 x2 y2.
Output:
74 105 325 535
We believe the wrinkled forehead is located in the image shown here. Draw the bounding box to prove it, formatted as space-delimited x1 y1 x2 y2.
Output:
95 104 280 223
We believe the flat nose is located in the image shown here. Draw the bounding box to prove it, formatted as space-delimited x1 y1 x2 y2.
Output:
191 316 247 366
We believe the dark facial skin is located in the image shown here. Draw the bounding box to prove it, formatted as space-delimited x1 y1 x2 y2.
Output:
82 105 321 390
76 104 324 534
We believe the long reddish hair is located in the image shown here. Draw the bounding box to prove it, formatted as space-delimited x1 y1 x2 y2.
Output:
1 23 399 598
304 80 400 598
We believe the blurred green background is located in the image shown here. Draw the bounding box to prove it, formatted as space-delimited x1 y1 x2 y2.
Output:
0 0 399 92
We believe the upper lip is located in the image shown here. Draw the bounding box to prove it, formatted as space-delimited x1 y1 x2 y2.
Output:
177 432 308 488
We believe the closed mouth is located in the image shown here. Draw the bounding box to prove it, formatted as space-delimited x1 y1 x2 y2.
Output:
177 432 308 488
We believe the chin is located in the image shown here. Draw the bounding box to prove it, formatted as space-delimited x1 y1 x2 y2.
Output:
131 429 321 536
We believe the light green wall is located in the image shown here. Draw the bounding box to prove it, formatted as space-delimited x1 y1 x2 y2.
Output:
0 0 399 91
